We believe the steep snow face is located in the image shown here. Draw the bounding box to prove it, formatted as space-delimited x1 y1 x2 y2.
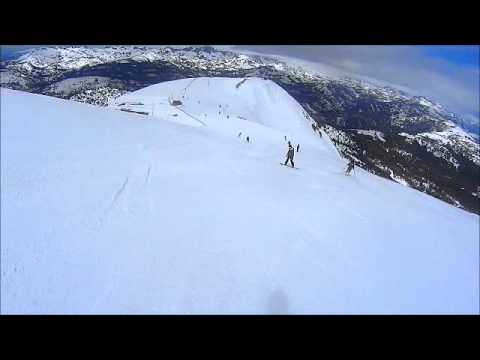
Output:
111 77 321 147
1 88 479 314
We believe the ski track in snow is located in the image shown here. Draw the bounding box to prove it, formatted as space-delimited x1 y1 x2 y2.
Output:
109 177 129 212
145 165 151 185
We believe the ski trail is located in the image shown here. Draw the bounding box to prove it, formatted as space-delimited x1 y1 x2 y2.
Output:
236 78 248 89
175 106 207 126
180 78 197 100
93 176 129 229
89 155 155 313
144 165 151 185
109 176 129 211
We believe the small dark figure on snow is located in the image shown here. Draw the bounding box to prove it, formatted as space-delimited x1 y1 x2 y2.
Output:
246 136 250 143
296 144 300 152
284 141 295 167
284 135 287 141
345 159 355 175
318 130 322 138
238 132 242 138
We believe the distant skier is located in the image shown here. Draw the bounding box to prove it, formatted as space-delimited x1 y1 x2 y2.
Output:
246 136 250 143
284 141 295 167
345 159 355 175
284 135 287 141
238 132 242 138
318 130 322 138
296 144 300 152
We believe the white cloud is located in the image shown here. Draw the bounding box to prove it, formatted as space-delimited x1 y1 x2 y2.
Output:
230 45 479 121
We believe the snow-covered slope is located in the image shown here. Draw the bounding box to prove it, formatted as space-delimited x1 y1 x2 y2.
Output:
3 46 478 213
110 77 322 147
1 82 479 314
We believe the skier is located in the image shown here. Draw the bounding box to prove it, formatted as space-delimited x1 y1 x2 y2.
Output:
246 136 250 143
318 130 322 138
284 141 295 167
284 135 287 141
238 132 242 138
345 159 355 175
296 144 300 152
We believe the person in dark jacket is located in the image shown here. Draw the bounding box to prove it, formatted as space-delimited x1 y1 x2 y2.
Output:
296 144 300 152
345 159 355 175
284 141 295 167
246 136 250 143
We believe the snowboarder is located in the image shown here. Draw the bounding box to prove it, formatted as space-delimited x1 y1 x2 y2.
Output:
284 141 295 167
296 144 300 152
345 159 355 175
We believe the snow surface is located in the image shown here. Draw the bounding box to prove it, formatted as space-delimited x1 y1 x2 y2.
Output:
1 80 479 314
110 78 321 147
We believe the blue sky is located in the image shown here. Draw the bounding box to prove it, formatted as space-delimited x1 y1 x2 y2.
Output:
421 45 479 67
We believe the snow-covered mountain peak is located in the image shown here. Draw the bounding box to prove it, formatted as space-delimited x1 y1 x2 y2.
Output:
111 77 324 147
11 45 288 73
4 46 473 126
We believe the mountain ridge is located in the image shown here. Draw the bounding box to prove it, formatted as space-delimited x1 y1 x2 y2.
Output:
1 45 479 213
